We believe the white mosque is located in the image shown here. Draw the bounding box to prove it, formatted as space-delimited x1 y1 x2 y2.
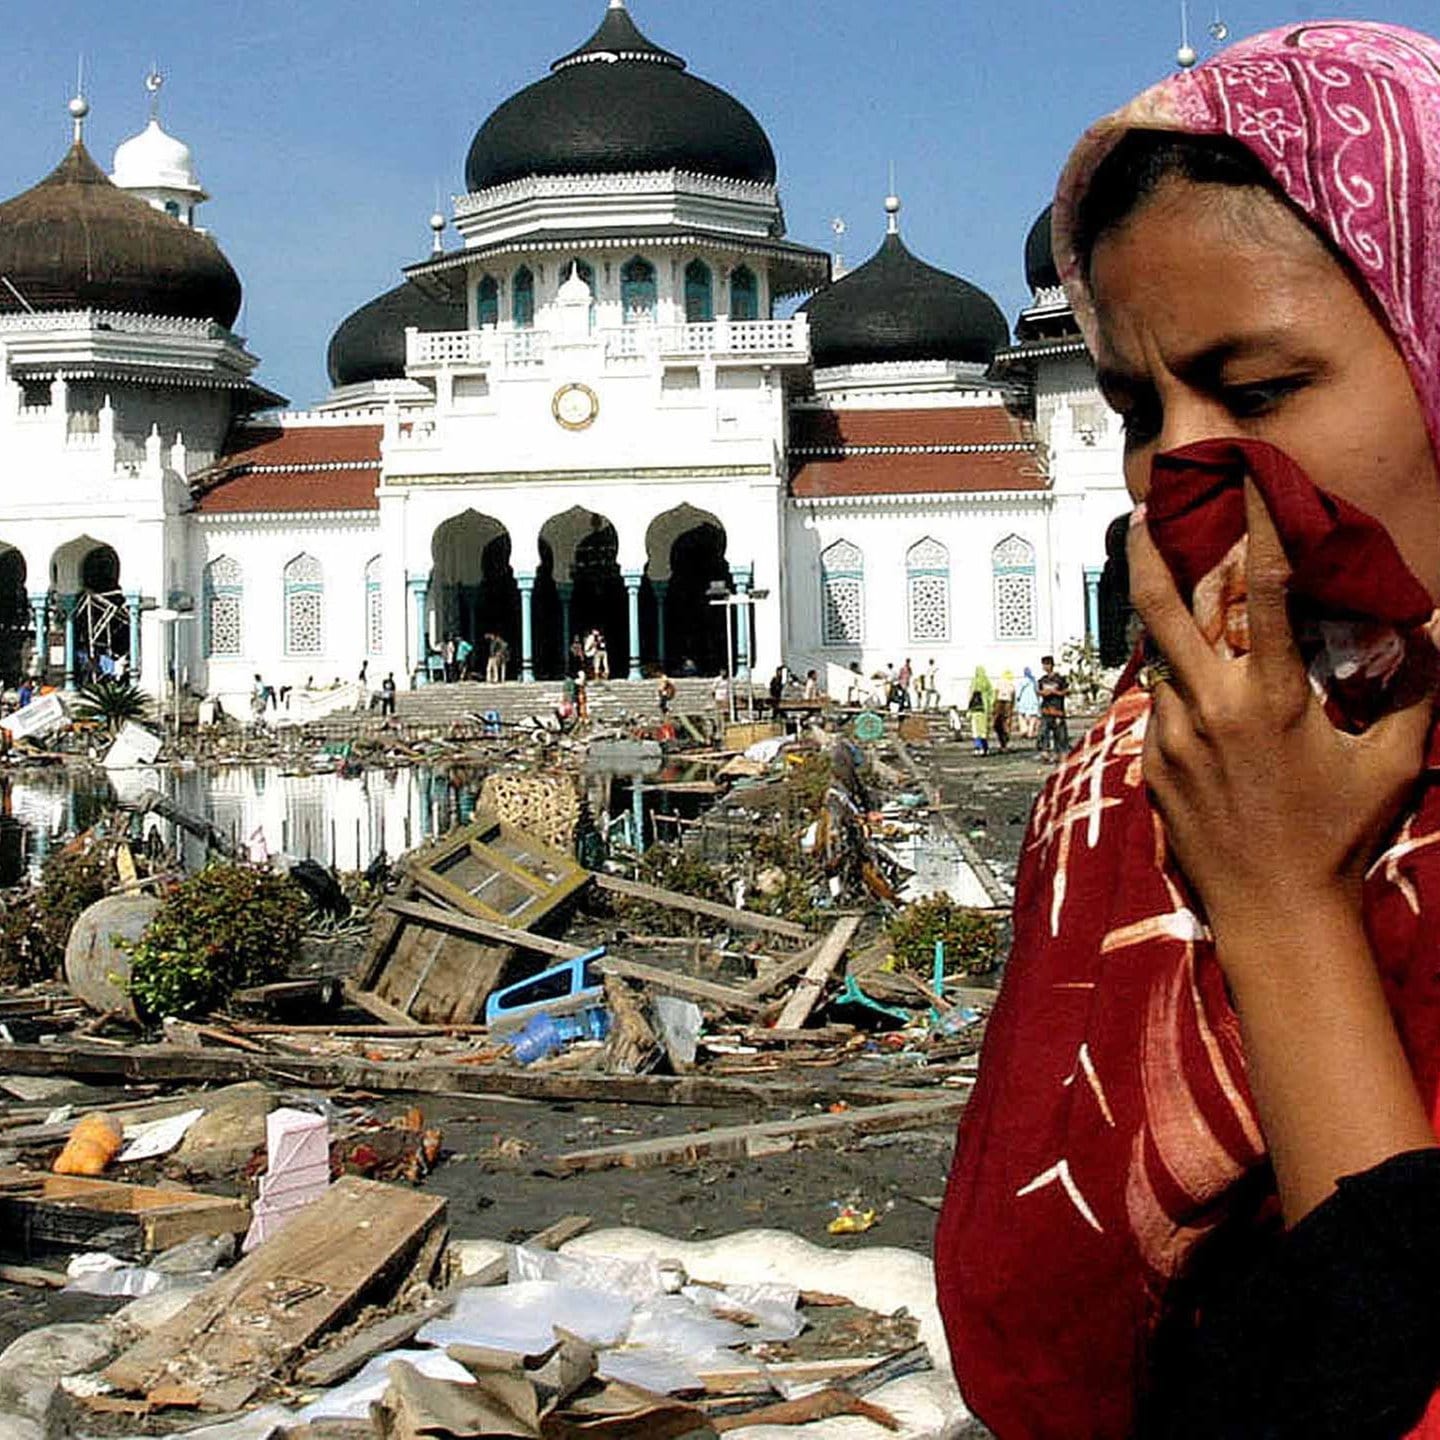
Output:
0 0 1131 713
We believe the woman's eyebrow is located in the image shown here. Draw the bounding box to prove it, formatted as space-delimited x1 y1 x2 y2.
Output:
1097 330 1320 394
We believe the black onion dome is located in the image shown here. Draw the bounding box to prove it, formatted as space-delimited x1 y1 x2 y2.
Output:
0 143 241 326
327 281 467 387
802 232 1010 368
1025 205 1060 292
465 3 776 191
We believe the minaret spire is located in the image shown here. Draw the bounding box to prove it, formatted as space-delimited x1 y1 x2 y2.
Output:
884 192 901 236
146 68 164 122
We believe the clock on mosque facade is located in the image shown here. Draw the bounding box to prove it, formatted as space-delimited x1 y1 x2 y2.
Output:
551 382 599 431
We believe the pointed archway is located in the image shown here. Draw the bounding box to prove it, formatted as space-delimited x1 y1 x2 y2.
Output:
540 507 628 679
50 537 131 686
646 505 731 676
430 511 517 679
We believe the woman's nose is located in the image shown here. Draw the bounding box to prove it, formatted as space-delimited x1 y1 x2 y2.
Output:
1156 390 1232 454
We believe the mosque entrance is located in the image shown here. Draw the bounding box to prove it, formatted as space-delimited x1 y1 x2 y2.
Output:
539 508 628 680
51 539 130 684
430 511 518 677
647 507 732 676
0 547 30 684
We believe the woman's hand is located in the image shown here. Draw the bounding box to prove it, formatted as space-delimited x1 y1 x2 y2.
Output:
1127 479 1431 955
1129 479 1439 1225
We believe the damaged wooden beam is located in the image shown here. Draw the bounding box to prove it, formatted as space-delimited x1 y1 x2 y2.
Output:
0 1041 938 1110
549 1095 966 1174
772 915 864 1031
592 872 811 941
595 958 764 1014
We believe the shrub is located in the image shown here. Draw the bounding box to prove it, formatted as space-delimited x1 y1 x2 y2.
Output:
886 893 1000 976
125 862 307 1020
73 678 153 735
0 844 111 985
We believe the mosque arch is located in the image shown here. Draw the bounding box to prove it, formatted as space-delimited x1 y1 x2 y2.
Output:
646 505 731 675
477 274 499 328
50 536 130 681
621 256 657 324
728 265 758 321
539 507 627 679
430 510 518 669
0 545 29 682
512 266 535 329
684 259 714 324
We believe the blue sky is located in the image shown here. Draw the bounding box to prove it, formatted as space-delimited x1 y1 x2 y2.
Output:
4 1 1437 405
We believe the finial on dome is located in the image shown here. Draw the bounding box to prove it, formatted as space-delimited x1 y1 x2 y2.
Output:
68 92 90 145
884 193 901 236
145 68 164 121
429 210 446 254
608 0 627 9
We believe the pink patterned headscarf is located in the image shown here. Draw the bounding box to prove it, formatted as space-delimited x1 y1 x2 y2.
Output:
1051 21 1440 458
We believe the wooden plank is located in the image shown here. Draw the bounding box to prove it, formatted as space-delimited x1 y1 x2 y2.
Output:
370 924 509 1027
550 1096 966 1174
105 1177 446 1398
597 958 764 1014
341 981 425 1030
773 916 863 1031
593 872 811 941
295 1213 591 1388
383 899 586 959
0 1041 935 1110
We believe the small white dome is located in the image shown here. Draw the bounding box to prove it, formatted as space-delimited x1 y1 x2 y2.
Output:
111 119 204 196
557 263 593 305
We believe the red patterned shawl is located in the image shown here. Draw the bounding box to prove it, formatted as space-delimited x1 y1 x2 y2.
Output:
938 21 1440 1438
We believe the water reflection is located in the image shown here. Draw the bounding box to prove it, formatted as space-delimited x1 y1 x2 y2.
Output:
1 762 494 880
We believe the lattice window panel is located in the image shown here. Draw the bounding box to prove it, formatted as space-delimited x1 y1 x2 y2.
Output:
908 574 950 643
204 557 242 657
285 554 324 656
994 571 1037 641
365 558 383 655
287 590 323 656
822 577 864 645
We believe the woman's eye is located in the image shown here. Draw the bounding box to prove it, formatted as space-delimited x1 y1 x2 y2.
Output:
1222 378 1305 418
1118 405 1160 447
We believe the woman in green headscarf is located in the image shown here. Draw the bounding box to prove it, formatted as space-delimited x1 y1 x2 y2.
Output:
967 666 994 756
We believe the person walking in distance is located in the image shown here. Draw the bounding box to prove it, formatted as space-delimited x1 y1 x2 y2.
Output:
656 670 676 716
380 672 396 717
992 669 1016 752
593 629 610 681
485 632 505 684
1036 652 1069 761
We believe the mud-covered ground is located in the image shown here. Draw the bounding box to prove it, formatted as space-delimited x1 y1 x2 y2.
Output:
0 730 1054 1386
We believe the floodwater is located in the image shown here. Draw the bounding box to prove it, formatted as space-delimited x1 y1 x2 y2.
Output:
0 761 488 883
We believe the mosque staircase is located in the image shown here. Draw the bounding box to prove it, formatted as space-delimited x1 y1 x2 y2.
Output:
390 675 718 727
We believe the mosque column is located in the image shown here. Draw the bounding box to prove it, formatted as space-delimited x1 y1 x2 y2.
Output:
734 566 753 679
517 572 536 682
125 592 142 679
623 569 644 681
27 594 48 681
407 572 430 684
60 595 77 688
557 583 573 661
652 581 668 669
1083 567 1102 650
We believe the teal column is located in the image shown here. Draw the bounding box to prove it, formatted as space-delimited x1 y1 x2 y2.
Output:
27 593 47 680
631 773 645 855
517 571 536 682
407 572 430 684
558 582 573 659
652 580 668 669
623 569 643 680
1083 566 1102 648
734 566 753 679
125 591 142 680
60 595 77 688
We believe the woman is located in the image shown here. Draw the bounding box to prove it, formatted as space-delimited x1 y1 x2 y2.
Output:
967 666 994 755
993 669 1016 752
938 22 1440 1439
1015 665 1040 737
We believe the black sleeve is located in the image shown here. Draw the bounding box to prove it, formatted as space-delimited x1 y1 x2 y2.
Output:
1141 1148 1440 1440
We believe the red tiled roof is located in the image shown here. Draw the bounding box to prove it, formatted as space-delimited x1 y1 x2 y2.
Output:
193 424 382 514
789 405 1034 452
791 449 1048 499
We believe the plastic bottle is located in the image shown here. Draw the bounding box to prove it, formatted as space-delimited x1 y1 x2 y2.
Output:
510 1007 612 1065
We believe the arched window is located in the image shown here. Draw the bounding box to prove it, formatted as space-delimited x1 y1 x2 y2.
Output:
820 539 865 646
512 266 535 329
477 274 499 328
284 553 324 657
992 535 1037 641
684 259 713 323
204 555 242 657
906 537 950 643
365 555 383 656
729 265 758 322
621 257 656 324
